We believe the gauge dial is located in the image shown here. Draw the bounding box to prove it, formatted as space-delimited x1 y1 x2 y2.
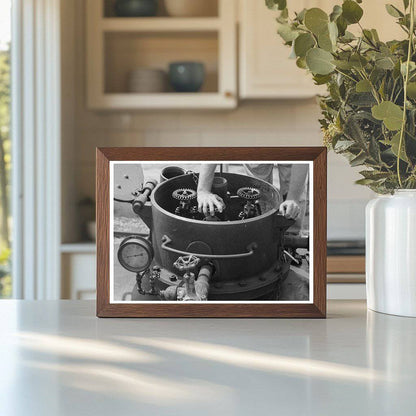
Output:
118 236 154 273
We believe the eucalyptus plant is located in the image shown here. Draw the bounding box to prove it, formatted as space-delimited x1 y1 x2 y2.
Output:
266 0 416 193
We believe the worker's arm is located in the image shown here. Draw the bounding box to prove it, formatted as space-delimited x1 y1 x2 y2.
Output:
197 164 225 216
279 164 308 220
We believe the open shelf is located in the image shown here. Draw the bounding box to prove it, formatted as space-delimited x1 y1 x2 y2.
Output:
104 31 219 94
90 92 235 109
86 0 236 109
101 17 221 32
61 242 96 254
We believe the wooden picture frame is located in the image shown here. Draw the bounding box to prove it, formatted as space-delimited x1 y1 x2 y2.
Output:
97 147 327 318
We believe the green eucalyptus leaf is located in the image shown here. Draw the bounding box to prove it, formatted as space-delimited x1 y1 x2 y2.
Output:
401 61 416 76
318 31 334 52
313 74 332 85
294 33 315 57
330 5 343 22
304 8 329 35
393 61 402 78
306 48 335 75
371 29 380 42
334 139 356 152
363 29 375 44
385 4 404 18
344 113 369 146
333 59 353 70
295 8 307 22
336 15 348 36
382 132 409 162
407 82 416 99
369 136 381 162
328 21 338 44
375 56 396 70
266 0 287 11
349 92 377 107
350 53 368 69
280 8 289 19
296 57 307 69
277 23 299 42
370 67 386 84
356 178 378 185
372 101 403 130
339 31 356 43
359 170 392 180
378 78 386 99
342 0 364 24
356 79 372 92
350 152 368 167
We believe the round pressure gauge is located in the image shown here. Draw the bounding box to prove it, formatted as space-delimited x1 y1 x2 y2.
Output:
118 236 154 273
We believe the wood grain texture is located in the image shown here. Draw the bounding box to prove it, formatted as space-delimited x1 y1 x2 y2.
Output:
96 147 327 318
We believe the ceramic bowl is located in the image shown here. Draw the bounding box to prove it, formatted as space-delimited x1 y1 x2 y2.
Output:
168 62 205 93
114 0 158 17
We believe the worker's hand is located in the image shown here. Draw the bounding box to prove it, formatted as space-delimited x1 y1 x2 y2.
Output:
279 200 301 220
197 191 225 217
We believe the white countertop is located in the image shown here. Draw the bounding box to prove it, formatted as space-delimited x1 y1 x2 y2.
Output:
0 300 415 416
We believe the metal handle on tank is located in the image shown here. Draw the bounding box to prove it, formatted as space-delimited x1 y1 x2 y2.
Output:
161 235 256 259
132 179 158 214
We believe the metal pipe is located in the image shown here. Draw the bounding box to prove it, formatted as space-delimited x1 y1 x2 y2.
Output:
132 179 157 214
283 235 309 249
161 235 257 259
195 263 214 300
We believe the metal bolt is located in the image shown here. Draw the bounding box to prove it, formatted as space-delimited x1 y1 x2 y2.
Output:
124 175 129 179
117 184 121 189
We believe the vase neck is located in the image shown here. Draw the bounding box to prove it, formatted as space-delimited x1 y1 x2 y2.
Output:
395 190 416 196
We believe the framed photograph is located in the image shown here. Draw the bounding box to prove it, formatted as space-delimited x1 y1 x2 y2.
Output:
96 147 327 318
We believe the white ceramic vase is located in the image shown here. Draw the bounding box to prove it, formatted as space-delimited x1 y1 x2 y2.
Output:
366 190 416 317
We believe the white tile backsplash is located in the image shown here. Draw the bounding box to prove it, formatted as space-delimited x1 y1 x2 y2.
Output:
73 101 371 242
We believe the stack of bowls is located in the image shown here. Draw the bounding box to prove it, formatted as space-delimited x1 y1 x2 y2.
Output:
127 68 167 93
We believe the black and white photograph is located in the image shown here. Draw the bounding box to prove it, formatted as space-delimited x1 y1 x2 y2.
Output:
110 161 313 303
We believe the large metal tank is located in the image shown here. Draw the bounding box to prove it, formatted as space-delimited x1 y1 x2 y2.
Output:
150 172 293 300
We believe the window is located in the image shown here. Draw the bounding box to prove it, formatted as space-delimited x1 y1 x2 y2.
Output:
0 0 11 298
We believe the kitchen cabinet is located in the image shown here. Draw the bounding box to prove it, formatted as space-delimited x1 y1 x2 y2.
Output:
61 244 96 300
238 0 404 99
86 0 237 109
239 0 324 99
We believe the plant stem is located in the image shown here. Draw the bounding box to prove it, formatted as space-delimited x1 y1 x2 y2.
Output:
397 0 415 188
334 68 357 83
358 69 380 104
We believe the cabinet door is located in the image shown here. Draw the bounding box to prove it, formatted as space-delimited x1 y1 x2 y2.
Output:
239 0 405 99
239 0 320 99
